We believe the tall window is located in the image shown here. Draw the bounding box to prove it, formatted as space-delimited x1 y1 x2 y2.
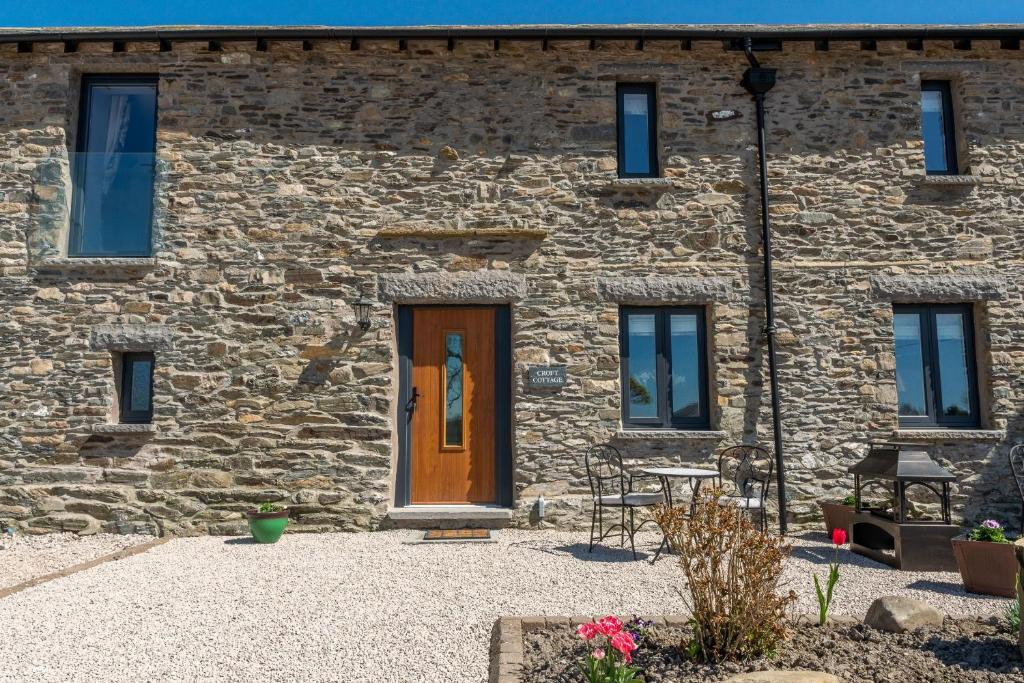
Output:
70 75 158 257
920 80 958 175
119 352 154 423
893 304 979 428
616 83 658 178
620 307 709 429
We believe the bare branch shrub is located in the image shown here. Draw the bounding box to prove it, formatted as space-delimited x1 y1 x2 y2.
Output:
654 488 795 663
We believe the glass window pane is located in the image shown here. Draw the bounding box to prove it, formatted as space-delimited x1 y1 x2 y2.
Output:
444 332 464 447
669 314 701 419
74 81 157 256
622 92 651 175
626 314 658 419
921 89 950 174
894 312 928 417
935 313 973 418
129 357 152 413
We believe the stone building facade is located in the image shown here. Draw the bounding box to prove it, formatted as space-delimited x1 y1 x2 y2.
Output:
0 26 1021 536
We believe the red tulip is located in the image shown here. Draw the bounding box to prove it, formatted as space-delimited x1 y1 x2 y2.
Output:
832 528 848 546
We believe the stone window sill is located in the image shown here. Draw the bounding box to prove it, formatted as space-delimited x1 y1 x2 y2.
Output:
36 257 157 272
607 177 674 190
615 429 728 441
892 428 1005 442
920 175 986 187
90 423 157 435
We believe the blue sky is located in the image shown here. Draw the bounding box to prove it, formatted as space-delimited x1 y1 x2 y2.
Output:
1 1 1022 28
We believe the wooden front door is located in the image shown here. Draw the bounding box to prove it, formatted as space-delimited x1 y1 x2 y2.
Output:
410 307 497 504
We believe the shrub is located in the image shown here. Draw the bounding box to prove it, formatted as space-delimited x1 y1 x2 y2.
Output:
655 490 795 663
257 502 284 513
968 519 1010 544
840 494 856 506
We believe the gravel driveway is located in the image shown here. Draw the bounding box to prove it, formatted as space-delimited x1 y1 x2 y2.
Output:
0 530 1011 683
0 532 151 591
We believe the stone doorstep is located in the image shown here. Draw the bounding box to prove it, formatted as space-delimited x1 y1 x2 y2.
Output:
384 505 514 531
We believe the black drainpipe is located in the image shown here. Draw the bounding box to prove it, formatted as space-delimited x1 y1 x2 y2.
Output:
741 38 788 535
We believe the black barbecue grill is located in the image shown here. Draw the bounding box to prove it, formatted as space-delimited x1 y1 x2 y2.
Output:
848 442 959 571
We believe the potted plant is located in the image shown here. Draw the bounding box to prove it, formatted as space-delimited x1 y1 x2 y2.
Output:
246 502 289 544
819 494 856 537
952 520 1018 598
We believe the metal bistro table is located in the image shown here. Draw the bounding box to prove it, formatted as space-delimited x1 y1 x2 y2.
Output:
641 466 719 562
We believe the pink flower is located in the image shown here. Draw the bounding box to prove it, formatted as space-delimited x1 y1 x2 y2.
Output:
832 528 848 546
576 622 600 641
591 648 605 660
596 616 622 637
610 630 638 657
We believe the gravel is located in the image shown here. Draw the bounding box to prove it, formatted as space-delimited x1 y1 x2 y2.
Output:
0 532 152 591
0 530 1013 683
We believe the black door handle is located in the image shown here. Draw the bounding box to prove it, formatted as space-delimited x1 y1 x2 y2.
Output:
408 387 420 413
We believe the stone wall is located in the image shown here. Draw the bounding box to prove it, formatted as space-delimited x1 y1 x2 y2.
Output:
0 37 1021 535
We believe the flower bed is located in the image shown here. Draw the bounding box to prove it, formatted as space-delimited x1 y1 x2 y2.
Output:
519 617 1023 682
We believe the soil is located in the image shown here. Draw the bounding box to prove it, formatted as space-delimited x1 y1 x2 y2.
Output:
522 618 1024 683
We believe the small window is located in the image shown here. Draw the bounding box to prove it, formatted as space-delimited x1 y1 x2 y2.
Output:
893 304 979 428
920 81 958 175
616 83 658 178
620 307 709 429
442 330 464 449
119 352 154 423
70 75 158 257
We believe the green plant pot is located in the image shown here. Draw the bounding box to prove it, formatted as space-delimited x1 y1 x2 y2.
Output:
246 509 289 544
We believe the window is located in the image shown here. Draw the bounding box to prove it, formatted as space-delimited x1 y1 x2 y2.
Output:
70 75 158 257
119 352 154 423
920 81 958 175
620 307 709 429
616 83 658 178
893 304 979 428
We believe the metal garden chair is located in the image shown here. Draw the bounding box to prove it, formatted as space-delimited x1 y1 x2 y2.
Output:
1010 444 1024 536
584 444 665 560
717 444 774 533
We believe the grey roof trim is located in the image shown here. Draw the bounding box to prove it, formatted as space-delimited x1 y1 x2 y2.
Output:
1 23 1022 45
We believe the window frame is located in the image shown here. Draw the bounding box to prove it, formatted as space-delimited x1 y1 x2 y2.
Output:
615 83 659 179
920 80 959 176
69 74 159 258
619 306 710 430
119 352 155 424
893 303 979 429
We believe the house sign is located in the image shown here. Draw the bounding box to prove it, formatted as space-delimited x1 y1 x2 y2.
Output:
527 365 567 388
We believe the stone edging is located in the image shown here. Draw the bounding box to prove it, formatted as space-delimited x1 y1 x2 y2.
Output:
0 535 172 600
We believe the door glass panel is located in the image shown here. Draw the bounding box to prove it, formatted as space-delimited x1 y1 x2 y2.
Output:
626 314 658 418
72 80 157 256
935 313 972 417
622 92 651 175
669 314 701 418
443 332 464 447
921 89 950 174
894 312 928 416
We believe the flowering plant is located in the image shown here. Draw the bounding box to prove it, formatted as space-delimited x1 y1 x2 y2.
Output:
968 519 1010 544
812 528 847 626
577 616 643 683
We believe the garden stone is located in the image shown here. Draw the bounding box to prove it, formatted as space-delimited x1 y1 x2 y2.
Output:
864 596 945 633
723 672 841 683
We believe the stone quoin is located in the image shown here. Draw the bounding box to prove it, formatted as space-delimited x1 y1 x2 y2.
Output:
0 24 1021 536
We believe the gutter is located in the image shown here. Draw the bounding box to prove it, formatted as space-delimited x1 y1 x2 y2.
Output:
0 24 1022 45
741 37 789 535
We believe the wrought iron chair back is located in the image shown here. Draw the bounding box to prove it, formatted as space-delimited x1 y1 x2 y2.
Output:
584 443 627 500
717 444 773 531
1010 444 1024 535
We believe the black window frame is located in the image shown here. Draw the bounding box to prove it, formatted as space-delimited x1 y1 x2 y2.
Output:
893 304 980 429
119 352 155 424
615 83 659 179
69 74 159 258
619 306 710 430
920 80 959 176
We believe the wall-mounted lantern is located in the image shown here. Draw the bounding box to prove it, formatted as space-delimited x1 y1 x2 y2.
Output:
352 292 374 331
